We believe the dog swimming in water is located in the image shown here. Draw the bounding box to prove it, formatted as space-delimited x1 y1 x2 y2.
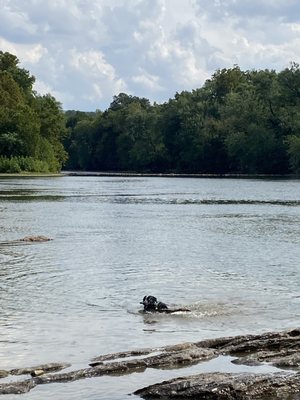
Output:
140 295 190 313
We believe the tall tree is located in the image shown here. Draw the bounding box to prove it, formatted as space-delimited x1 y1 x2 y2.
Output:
0 51 68 172
34 94 68 169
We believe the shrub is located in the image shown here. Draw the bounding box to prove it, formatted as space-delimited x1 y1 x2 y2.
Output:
0 156 51 173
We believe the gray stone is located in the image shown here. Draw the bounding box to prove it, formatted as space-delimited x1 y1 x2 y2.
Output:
10 362 71 376
134 371 300 399
20 236 52 242
0 371 9 379
0 379 36 395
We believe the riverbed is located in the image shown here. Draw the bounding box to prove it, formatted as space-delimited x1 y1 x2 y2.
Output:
0 176 299 399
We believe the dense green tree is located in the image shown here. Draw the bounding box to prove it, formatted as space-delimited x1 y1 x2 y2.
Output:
34 94 68 169
0 51 68 172
0 71 40 158
286 135 300 173
117 103 167 171
61 64 300 175
0 51 35 96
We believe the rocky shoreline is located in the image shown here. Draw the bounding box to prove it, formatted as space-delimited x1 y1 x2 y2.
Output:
0 328 299 398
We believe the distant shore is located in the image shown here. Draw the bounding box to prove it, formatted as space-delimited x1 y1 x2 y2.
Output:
0 173 62 178
0 171 299 179
62 171 300 179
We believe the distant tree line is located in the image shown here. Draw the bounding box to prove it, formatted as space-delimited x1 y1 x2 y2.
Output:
65 65 300 174
1 50 300 174
0 51 67 173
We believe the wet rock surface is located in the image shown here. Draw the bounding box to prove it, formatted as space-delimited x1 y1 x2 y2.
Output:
134 372 300 399
196 327 300 370
10 362 71 376
0 380 36 395
20 236 52 242
0 236 53 246
0 328 299 397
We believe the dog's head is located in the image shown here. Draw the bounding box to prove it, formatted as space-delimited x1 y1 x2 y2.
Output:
140 295 157 311
140 295 168 312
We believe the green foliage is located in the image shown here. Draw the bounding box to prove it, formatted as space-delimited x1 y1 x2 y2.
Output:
0 51 35 96
0 156 50 173
0 52 67 173
286 135 300 173
63 63 300 175
37 137 60 172
34 94 68 169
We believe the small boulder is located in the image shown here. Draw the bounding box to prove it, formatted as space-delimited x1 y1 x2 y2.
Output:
21 236 52 242
30 369 45 377
0 370 9 379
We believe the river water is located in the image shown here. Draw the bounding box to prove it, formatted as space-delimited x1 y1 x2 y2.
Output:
0 176 299 399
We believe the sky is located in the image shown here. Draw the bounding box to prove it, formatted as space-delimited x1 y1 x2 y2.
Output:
1 0 300 111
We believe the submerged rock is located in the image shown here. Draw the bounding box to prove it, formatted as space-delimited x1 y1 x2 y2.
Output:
0 236 53 246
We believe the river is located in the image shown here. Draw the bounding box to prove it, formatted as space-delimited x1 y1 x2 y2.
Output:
0 175 299 399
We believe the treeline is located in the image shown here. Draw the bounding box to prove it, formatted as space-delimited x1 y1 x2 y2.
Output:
65 65 300 174
1 51 300 175
0 51 67 173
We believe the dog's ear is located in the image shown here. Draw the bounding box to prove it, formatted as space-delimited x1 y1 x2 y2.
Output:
143 296 147 302
148 296 157 304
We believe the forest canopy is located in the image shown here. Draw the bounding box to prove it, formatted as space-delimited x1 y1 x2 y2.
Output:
0 51 67 173
1 50 300 174
65 64 300 174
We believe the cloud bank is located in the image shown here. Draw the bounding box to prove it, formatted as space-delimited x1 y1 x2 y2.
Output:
1 0 300 110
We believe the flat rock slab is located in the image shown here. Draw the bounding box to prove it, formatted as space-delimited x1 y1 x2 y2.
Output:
195 328 300 370
0 236 53 246
0 380 36 395
20 236 52 242
134 371 300 399
10 362 71 376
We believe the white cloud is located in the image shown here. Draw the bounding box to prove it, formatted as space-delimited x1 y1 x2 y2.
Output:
0 36 47 64
1 0 300 110
66 49 127 107
132 70 163 91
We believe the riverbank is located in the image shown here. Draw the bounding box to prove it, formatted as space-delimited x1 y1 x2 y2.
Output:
0 173 62 178
0 171 299 179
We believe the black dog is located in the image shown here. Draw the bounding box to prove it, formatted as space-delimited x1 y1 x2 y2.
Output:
140 295 191 313
140 295 168 312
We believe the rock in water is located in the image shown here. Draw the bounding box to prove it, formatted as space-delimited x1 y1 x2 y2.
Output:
0 370 9 379
0 380 36 395
20 236 52 242
134 371 300 399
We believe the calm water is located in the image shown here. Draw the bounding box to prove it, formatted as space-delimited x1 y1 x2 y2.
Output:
0 176 299 399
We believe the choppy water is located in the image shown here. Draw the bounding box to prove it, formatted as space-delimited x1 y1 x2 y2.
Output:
0 176 299 399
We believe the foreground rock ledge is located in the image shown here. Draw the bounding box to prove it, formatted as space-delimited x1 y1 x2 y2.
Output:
0 328 299 396
134 372 300 399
